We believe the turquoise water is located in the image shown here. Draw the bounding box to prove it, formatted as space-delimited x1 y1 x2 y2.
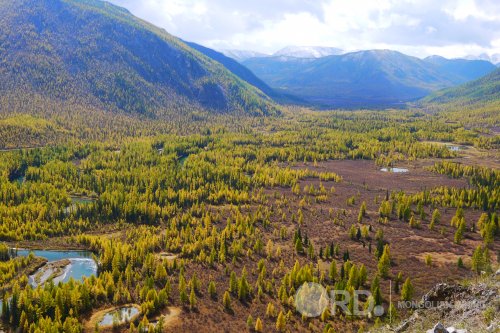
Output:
179 155 188 166
14 249 97 284
380 167 409 173
99 306 140 326
14 176 25 185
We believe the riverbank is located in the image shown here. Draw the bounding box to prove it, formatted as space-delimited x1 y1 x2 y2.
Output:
0 256 47 295
31 259 71 287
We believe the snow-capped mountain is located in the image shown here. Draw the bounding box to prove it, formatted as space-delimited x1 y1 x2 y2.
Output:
221 49 269 61
463 53 500 65
273 46 344 58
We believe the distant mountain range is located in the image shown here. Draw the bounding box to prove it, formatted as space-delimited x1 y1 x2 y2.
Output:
242 50 496 108
221 49 269 62
0 0 496 115
0 0 278 117
464 53 500 67
221 46 344 61
273 46 344 59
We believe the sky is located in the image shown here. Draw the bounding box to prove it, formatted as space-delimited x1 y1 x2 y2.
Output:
108 0 500 59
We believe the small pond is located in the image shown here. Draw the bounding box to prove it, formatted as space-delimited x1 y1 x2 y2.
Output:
380 167 409 173
99 306 140 327
70 196 95 205
13 176 25 185
178 155 188 166
63 196 96 214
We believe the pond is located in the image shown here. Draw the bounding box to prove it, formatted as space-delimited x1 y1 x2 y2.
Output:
99 306 140 327
13 249 97 286
63 196 96 214
178 155 188 166
380 167 409 173
70 196 95 205
13 176 25 185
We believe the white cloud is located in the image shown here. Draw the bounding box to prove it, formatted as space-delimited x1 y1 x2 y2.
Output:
108 0 500 58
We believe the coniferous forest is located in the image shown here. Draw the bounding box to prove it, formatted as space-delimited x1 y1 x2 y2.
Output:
0 1 499 333
0 107 498 332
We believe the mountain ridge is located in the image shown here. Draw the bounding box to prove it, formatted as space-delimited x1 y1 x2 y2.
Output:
243 49 497 107
273 46 344 58
0 0 278 117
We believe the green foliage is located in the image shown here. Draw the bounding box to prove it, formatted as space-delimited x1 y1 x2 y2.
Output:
377 245 391 278
223 291 232 312
401 278 414 301
0 0 278 119
471 246 492 274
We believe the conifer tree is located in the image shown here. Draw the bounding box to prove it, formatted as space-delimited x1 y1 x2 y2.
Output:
276 311 286 332
401 278 414 301
208 281 217 299
254 317 263 332
189 288 197 311
246 314 253 329
223 291 232 312
377 245 391 278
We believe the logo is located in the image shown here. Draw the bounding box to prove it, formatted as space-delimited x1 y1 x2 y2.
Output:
294 282 385 318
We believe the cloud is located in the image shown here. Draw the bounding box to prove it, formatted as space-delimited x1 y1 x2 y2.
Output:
108 0 500 58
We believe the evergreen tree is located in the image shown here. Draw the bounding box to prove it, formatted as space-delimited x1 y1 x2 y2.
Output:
454 218 466 244
254 317 263 332
329 261 337 282
189 288 197 311
223 291 232 312
377 245 391 278
246 314 254 329
431 209 441 225
208 281 217 299
276 311 286 332
401 278 414 301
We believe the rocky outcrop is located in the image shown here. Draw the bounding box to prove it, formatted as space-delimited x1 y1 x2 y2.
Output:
393 275 499 333
425 322 467 333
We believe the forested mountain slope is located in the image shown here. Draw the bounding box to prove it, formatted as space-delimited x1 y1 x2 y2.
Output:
0 0 277 117
422 67 500 105
184 41 279 99
420 68 500 128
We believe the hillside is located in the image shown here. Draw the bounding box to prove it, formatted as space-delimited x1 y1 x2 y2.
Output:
243 50 497 108
184 41 279 99
422 67 500 105
420 68 500 128
0 0 277 117
375 272 499 333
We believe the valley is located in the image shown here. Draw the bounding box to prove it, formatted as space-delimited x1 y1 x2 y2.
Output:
0 108 498 332
0 1 498 333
